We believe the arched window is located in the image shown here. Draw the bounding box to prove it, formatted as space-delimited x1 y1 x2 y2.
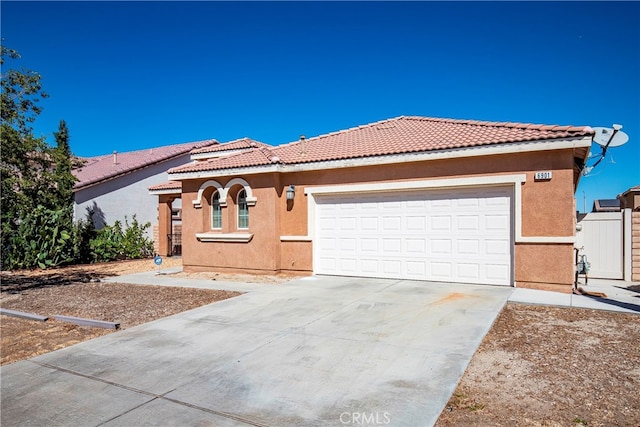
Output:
237 189 249 229
211 191 222 229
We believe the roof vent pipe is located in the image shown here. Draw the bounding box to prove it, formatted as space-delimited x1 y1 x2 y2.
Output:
113 151 118 165
300 135 306 155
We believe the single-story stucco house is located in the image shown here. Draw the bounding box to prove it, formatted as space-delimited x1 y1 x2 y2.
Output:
150 116 594 292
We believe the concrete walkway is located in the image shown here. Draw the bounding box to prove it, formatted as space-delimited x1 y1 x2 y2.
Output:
1 276 512 427
102 268 269 293
110 268 640 314
509 278 640 314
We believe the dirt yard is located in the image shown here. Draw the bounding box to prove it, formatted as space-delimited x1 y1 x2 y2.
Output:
2 259 639 425
436 304 640 426
0 258 240 365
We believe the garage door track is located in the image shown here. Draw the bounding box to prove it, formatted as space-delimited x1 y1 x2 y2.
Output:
1 276 512 426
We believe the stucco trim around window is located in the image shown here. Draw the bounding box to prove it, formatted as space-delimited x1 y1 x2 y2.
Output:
195 233 253 243
193 180 225 208
225 178 257 206
192 178 257 208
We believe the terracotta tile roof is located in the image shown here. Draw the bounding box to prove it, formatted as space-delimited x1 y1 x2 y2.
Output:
169 116 593 175
190 138 269 155
148 181 182 192
171 147 278 174
74 139 217 190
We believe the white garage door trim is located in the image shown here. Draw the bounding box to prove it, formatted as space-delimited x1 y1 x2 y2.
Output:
311 185 514 286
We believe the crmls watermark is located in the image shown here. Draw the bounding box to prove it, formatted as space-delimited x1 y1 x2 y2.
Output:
339 411 392 425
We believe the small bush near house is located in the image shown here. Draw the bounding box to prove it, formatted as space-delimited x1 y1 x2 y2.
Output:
71 215 97 264
90 216 153 263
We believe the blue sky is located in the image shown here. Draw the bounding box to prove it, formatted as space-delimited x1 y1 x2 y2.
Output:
2 1 638 212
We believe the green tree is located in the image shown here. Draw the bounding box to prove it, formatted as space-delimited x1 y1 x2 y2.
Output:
1 42 53 267
1 43 152 269
51 120 76 218
0 44 48 135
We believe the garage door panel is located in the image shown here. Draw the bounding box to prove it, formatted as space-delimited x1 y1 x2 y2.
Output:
431 198 452 208
431 216 452 231
485 214 509 231
457 263 480 281
406 238 426 254
484 193 510 206
318 257 337 271
382 238 402 252
340 217 357 231
382 216 402 231
406 261 427 276
339 238 357 251
406 199 427 209
360 238 378 252
485 264 509 282
431 262 453 278
431 239 452 255
360 259 379 274
457 215 480 232
457 196 480 207
458 239 480 255
485 239 509 256
340 258 358 272
318 237 336 251
314 187 513 286
360 216 378 231
382 199 403 210
318 216 337 230
383 260 402 275
360 200 378 210
406 216 426 231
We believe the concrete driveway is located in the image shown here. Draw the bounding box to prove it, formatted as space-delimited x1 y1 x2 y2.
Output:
1 276 512 427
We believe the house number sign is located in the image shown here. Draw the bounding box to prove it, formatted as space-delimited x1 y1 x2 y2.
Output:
534 171 552 181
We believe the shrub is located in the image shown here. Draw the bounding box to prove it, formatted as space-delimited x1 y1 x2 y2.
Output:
89 215 153 263
71 215 97 264
1 208 153 269
122 216 154 259
3 205 74 269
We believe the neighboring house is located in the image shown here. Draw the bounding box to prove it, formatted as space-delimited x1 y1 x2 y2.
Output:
592 199 621 212
151 116 594 292
73 139 217 240
618 185 640 211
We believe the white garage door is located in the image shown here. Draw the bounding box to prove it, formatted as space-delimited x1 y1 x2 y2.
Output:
314 187 513 286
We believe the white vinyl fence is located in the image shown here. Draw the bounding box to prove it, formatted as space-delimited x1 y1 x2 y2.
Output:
576 212 623 279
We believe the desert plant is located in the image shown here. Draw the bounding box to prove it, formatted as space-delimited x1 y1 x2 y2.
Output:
4 205 74 269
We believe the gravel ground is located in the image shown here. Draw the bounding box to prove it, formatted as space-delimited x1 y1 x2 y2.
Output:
0 258 239 365
435 304 640 426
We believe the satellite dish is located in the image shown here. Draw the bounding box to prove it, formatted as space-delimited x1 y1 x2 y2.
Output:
592 126 629 148
583 123 629 177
